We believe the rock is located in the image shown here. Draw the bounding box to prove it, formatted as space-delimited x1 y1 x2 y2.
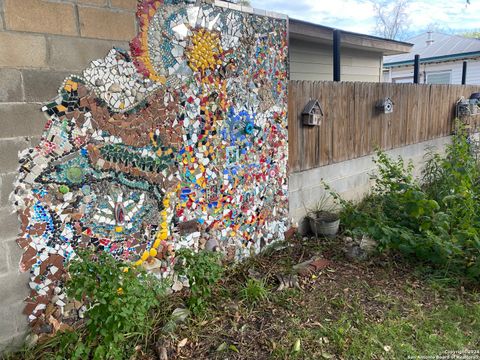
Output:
276 273 300 291
94 79 104 86
25 334 39 348
205 238 218 251
108 83 122 93
142 258 162 271
171 280 183 292
359 235 377 253
155 341 169 360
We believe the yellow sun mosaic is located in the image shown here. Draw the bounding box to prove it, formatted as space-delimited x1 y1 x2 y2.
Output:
186 29 223 73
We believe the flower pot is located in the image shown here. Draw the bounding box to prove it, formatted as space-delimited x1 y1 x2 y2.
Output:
308 212 340 237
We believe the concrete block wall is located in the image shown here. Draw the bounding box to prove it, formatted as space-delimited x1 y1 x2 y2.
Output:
0 0 135 351
289 136 452 233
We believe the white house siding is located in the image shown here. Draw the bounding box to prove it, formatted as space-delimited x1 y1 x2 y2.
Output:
385 58 480 85
290 39 383 82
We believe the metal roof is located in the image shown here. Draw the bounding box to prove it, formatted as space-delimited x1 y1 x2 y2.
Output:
384 32 480 66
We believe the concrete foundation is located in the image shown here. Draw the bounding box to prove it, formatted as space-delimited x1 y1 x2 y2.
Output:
289 136 452 233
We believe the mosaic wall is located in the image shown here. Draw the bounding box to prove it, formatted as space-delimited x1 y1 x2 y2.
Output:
12 0 288 330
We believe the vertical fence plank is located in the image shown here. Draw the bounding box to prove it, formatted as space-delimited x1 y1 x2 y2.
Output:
288 81 475 172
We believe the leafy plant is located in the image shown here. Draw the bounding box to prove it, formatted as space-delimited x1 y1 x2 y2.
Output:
59 249 167 360
176 248 224 315
330 123 480 279
239 278 269 305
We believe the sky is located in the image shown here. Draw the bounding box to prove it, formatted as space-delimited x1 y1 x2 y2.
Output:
250 0 480 39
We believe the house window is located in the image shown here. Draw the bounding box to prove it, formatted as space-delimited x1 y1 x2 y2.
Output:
426 71 451 84
392 76 414 83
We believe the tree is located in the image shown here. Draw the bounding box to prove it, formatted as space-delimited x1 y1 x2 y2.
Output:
372 0 410 40
461 30 480 39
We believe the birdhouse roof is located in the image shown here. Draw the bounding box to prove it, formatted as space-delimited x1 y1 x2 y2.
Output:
302 99 323 115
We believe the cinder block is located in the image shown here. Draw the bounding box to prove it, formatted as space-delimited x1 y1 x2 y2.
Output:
0 207 20 240
0 138 31 173
0 69 23 103
48 35 128 71
0 300 28 342
0 331 27 354
0 32 47 69
0 242 9 275
5 237 21 273
0 307 19 344
110 0 137 10
10 300 28 335
0 103 46 138
22 70 72 102
0 172 16 207
0 271 28 308
78 6 136 41
79 0 108 5
4 0 77 36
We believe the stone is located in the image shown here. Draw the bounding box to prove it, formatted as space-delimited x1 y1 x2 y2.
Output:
110 0 137 10
108 83 122 93
276 273 300 291
359 235 377 253
0 243 9 275
22 70 72 102
0 207 21 240
0 32 47 68
24 333 38 348
78 6 136 41
0 69 23 102
0 138 32 173
78 0 108 5
0 273 29 308
4 0 77 36
1 172 16 207
47 36 128 71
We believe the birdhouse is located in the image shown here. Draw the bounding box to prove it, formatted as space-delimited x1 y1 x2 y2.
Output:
302 99 323 126
376 97 394 114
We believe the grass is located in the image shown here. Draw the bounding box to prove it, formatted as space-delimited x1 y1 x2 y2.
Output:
239 279 270 306
4 235 480 360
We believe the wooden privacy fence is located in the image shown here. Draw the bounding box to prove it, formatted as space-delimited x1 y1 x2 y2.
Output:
288 81 479 173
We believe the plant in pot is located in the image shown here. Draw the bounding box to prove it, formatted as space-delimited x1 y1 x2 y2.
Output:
305 195 340 237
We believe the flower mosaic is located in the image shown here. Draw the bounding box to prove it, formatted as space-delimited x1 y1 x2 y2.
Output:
12 0 288 332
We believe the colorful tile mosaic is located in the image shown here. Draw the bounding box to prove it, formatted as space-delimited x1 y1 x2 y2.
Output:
12 0 288 332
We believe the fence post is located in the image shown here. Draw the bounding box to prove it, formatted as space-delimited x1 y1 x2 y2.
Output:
462 61 468 85
413 54 420 84
333 29 341 82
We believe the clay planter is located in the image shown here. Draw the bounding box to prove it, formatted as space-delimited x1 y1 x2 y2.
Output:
308 211 340 237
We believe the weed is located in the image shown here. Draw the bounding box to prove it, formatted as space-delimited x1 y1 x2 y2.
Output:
175 248 224 315
61 249 167 360
239 278 269 305
329 122 480 280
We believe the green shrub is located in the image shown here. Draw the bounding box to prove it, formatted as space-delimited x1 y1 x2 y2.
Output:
58 249 167 360
175 249 224 315
332 123 480 279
